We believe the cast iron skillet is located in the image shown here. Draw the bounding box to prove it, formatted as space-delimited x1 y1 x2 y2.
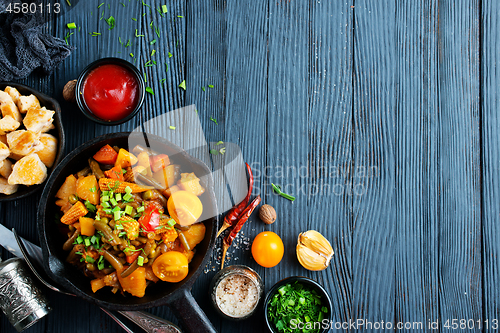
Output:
37 132 218 333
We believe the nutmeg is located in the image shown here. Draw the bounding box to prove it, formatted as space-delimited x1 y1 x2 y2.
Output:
258 204 276 224
63 79 77 102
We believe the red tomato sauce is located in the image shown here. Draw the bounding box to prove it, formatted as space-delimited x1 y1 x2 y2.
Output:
82 64 139 122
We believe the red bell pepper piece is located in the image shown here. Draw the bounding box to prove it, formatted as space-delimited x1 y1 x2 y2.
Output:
150 154 170 172
93 145 118 165
138 205 161 232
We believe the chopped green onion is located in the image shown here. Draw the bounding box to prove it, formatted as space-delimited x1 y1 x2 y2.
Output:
97 256 105 270
216 141 224 145
125 186 132 194
202 86 206 92
179 80 186 90
102 201 111 209
168 52 173 58
177 15 183 18
76 236 84 244
137 256 144 266
150 39 157 45
97 3 104 9
151 49 156 56
144 72 147 82
219 147 226 155
104 16 115 30
66 0 71 5
137 206 145 213
125 39 131 47
110 198 118 206
124 205 133 215
155 27 160 38
208 84 214 88
162 4 168 13
115 223 124 230
146 87 154 95
112 206 120 213
120 2 125 7
271 183 296 202
210 117 218 125
115 193 122 202
67 22 76 29
160 78 166 86
209 149 219 155
130 53 134 58
101 195 110 202
132 17 137 21
135 29 144 37
84 238 91 247
85 200 97 213
167 219 176 227
169 126 176 130
86 255 95 264
114 211 122 221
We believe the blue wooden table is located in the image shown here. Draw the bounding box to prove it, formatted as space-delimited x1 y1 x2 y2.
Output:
2 0 499 332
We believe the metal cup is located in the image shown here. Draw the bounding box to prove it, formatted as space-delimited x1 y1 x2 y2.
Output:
0 257 51 332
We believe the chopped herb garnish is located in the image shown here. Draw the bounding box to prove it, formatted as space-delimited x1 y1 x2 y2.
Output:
97 256 105 270
114 211 122 221
160 78 166 86
209 149 219 155
120 2 125 7
162 4 168 13
150 39 157 45
115 193 122 202
208 84 214 88
135 29 144 37
119 37 123 45
155 27 160 38
86 255 95 264
125 186 132 194
202 86 206 92
271 183 296 202
169 126 176 130
168 52 173 58
104 16 116 30
151 49 156 56
67 22 76 29
144 72 147 82
132 17 137 21
216 141 224 145
210 117 218 125
124 205 133 215
90 32 101 37
84 200 97 213
137 256 144 266
123 193 133 202
90 186 96 193
146 87 154 95
125 39 131 47
179 80 186 90
177 15 183 18
137 206 145 213
130 53 134 57
84 238 91 247
167 219 176 227
219 147 226 155
64 32 74 45
66 0 71 5
97 3 104 9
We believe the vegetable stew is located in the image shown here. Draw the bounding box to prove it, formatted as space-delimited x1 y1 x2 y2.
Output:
55 144 207 297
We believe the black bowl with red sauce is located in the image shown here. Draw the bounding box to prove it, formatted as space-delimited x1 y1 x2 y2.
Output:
76 58 145 125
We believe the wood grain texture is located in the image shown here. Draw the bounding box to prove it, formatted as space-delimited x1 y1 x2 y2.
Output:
352 0 396 329
308 0 353 327
482 0 500 328
437 0 482 330
394 1 439 331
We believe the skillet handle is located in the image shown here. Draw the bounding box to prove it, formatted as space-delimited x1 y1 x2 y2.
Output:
169 288 217 333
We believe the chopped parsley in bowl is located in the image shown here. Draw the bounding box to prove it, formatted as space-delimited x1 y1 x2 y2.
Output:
264 277 332 333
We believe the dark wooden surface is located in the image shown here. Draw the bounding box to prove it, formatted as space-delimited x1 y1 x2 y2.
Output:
1 0 499 332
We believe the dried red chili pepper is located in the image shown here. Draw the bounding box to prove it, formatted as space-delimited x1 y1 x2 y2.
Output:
220 195 261 268
216 163 254 238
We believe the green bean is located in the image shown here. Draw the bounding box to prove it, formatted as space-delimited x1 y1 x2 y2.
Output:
63 230 80 251
102 249 123 271
88 158 105 179
94 221 121 246
77 166 91 178
68 194 78 204
137 173 166 190
177 232 191 251
143 242 153 257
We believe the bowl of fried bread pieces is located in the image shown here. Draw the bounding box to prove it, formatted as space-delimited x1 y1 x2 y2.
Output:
0 82 64 201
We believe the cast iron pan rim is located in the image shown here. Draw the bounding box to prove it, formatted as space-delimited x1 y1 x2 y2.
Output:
37 132 218 310
0 81 65 201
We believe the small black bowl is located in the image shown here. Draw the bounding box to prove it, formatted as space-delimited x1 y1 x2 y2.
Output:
75 57 145 126
0 82 65 201
264 276 333 333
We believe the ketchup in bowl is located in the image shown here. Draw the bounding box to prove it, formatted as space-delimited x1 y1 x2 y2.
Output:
82 64 139 122
76 58 145 125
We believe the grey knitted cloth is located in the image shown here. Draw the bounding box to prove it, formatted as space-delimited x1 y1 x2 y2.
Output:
0 0 74 81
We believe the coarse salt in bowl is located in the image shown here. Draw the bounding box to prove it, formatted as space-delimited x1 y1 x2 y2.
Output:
210 265 264 320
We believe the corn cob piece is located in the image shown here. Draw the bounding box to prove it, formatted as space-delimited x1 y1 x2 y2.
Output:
96 205 113 219
160 227 178 243
118 216 140 240
60 201 88 225
98 177 152 193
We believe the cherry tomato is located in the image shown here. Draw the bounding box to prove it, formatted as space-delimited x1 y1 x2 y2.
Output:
251 231 284 268
152 251 189 283
167 191 203 226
